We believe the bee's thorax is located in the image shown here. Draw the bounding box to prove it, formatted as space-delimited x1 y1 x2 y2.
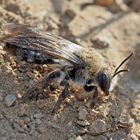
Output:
75 47 108 77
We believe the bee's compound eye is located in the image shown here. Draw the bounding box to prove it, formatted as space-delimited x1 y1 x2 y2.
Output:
98 73 108 84
97 72 110 96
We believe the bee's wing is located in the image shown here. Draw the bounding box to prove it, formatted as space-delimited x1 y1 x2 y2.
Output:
3 24 84 66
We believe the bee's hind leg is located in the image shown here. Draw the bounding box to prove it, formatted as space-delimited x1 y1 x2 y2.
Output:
52 79 70 114
21 69 61 102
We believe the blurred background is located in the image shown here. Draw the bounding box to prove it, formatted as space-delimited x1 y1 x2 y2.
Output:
0 0 140 140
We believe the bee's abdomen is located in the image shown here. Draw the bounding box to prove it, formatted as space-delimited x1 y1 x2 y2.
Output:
5 43 55 64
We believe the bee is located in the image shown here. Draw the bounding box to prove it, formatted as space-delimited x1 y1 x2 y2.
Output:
2 24 133 114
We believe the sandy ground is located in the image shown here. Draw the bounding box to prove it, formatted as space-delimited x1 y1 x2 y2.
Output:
0 0 140 140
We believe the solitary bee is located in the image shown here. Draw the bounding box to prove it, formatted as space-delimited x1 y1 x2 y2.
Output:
2 24 132 114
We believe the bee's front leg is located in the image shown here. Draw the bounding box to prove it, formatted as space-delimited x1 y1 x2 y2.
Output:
21 69 61 102
52 79 70 114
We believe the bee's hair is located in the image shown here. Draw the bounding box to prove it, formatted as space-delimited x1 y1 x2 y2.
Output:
112 52 133 78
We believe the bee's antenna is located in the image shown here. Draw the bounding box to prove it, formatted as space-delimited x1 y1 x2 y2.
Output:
112 52 133 78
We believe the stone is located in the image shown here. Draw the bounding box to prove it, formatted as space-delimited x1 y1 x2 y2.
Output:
82 135 108 140
95 135 108 140
109 131 127 140
78 108 88 120
36 119 42 125
94 0 113 7
127 134 139 140
76 120 90 127
33 113 44 119
91 36 110 49
68 138 75 140
18 105 28 117
4 2 21 14
67 121 73 127
29 122 36 135
36 125 46 134
47 122 61 129
89 119 107 134
24 118 31 125
75 136 83 140
64 9 76 20
78 128 88 135
4 94 16 107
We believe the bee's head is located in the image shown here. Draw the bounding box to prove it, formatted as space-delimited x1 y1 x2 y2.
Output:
96 52 133 96
84 53 133 96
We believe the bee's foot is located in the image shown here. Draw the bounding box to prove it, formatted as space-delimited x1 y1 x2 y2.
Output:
52 79 70 115
90 101 96 108
21 86 44 102
52 103 62 115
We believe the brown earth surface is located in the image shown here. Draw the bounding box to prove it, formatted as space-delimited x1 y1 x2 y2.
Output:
0 0 140 140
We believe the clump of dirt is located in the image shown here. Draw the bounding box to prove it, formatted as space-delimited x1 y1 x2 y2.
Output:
0 0 140 140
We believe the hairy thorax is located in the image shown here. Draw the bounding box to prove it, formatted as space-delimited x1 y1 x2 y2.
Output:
76 47 109 77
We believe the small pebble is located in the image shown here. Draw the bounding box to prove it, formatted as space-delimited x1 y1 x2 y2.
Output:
95 135 108 140
76 120 90 127
68 138 75 140
16 92 22 99
64 9 76 19
78 108 88 120
4 94 16 107
29 122 36 134
33 113 44 119
94 0 113 7
36 119 42 125
89 119 107 134
109 131 126 140
48 122 60 129
37 101 46 108
75 136 83 140
127 134 139 140
18 106 28 117
4 2 21 14
24 118 31 124
78 128 88 135
18 120 25 127
67 121 73 127
17 126 25 133
91 37 110 49
26 71 34 79
36 125 46 134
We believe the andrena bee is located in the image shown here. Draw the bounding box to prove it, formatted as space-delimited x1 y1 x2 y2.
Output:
2 24 133 114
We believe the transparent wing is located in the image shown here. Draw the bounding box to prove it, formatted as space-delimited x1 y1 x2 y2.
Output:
3 24 84 65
